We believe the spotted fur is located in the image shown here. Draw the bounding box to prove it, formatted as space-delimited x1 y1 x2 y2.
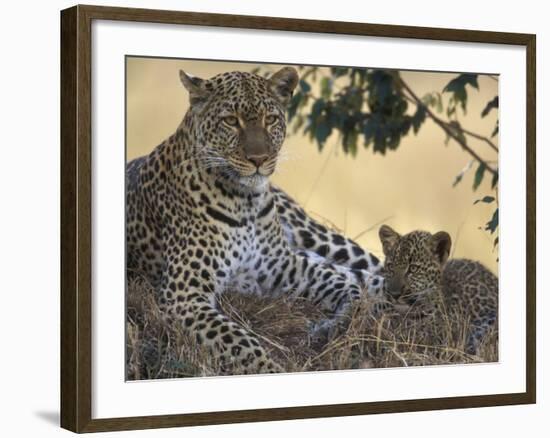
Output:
378 225 498 354
126 67 383 374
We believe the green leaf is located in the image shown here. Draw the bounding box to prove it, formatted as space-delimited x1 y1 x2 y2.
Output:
320 77 332 100
311 98 325 119
331 67 349 77
292 114 305 134
411 105 426 134
421 93 434 106
485 208 499 234
467 75 479 89
315 121 332 148
473 162 486 191
287 92 303 122
474 195 495 204
491 171 499 189
343 129 358 156
443 74 479 113
448 120 467 145
363 117 375 144
421 92 441 112
452 173 463 187
435 93 443 113
299 79 311 93
491 121 499 138
481 96 499 117
373 124 386 154
447 101 457 118
452 160 473 187
443 74 479 93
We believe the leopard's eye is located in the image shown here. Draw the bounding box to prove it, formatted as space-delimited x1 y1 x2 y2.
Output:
223 115 239 127
384 262 393 271
265 114 278 125
408 264 420 274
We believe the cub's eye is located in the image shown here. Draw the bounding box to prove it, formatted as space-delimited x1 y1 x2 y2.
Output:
265 114 278 125
408 264 420 274
384 262 393 271
223 116 239 127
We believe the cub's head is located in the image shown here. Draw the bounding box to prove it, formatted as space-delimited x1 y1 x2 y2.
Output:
378 225 452 304
179 67 299 190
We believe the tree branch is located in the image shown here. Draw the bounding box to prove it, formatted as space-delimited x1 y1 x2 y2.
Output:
400 92 499 153
397 77 498 176
441 121 499 153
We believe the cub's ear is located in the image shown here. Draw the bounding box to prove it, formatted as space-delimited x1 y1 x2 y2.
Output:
431 231 452 264
379 225 400 256
179 70 210 106
268 67 299 105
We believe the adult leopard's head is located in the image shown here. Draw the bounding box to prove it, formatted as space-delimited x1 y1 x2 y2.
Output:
179 67 299 190
378 225 451 305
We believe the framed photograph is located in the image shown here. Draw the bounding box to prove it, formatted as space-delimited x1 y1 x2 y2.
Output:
60 4 536 433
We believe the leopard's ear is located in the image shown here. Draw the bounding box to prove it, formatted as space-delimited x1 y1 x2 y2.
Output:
431 231 452 264
379 225 400 256
179 70 210 106
268 67 299 105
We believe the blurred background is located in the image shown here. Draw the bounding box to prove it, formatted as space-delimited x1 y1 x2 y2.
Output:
126 57 499 274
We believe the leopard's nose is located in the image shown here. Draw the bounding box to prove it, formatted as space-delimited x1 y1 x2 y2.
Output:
385 278 403 298
247 154 269 168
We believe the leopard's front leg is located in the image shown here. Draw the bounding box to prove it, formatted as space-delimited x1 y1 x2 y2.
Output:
158 259 282 375
294 249 386 300
257 248 363 340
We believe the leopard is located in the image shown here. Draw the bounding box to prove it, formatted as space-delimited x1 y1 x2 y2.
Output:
126 66 384 375
377 224 498 355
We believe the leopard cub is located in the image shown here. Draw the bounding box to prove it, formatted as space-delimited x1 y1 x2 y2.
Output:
378 224 498 355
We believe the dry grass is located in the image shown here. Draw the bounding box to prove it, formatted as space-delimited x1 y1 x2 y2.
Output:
126 277 497 380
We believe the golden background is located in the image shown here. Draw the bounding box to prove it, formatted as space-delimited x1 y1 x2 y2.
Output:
126 57 499 273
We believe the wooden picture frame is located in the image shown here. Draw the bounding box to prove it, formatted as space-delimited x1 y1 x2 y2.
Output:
60 4 536 433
